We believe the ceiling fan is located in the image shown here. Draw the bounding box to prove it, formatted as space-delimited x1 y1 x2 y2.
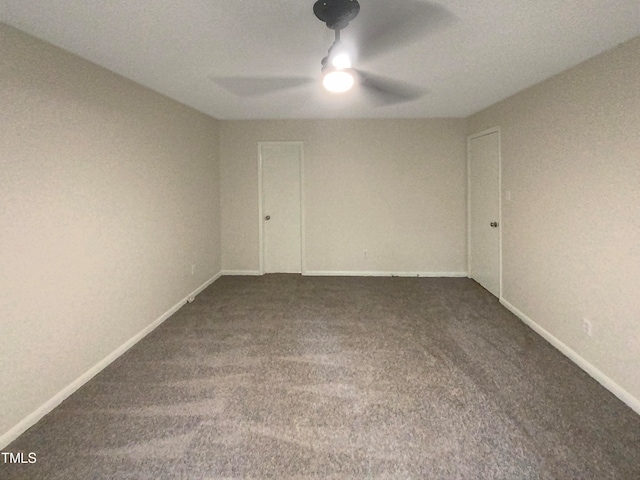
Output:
212 0 454 106
313 0 424 104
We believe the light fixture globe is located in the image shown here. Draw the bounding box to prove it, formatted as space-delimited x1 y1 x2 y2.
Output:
322 68 355 93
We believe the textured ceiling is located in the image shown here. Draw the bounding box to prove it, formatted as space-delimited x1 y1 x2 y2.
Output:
1 0 638 119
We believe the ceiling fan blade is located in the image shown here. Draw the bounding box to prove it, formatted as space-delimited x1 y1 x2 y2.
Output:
354 1 456 63
211 76 314 97
356 70 425 106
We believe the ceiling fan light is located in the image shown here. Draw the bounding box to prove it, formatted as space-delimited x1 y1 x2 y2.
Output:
322 69 355 93
331 52 352 69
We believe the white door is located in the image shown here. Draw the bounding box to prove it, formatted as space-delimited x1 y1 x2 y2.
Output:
468 129 501 297
259 142 303 274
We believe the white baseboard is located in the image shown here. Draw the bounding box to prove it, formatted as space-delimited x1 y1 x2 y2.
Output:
0 271 222 450
303 271 468 277
220 270 469 278
501 297 640 416
221 270 263 276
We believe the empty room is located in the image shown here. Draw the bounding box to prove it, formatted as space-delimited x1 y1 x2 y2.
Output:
1 1 639 478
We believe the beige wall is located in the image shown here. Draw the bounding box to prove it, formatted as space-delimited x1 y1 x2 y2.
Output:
220 119 468 275
468 36 640 403
0 24 221 441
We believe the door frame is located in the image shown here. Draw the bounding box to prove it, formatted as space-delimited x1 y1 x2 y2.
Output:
257 141 306 275
467 126 503 299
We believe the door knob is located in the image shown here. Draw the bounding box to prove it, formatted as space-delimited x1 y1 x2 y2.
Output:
490 222 498 228
265 215 271 221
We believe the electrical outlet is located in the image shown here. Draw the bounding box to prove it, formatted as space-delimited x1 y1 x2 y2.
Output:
191 264 196 275
363 249 368 258
582 318 593 337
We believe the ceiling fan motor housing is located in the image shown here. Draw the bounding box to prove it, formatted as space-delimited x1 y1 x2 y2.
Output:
313 0 360 30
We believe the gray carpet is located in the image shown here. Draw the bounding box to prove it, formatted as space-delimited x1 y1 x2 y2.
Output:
2 275 640 479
